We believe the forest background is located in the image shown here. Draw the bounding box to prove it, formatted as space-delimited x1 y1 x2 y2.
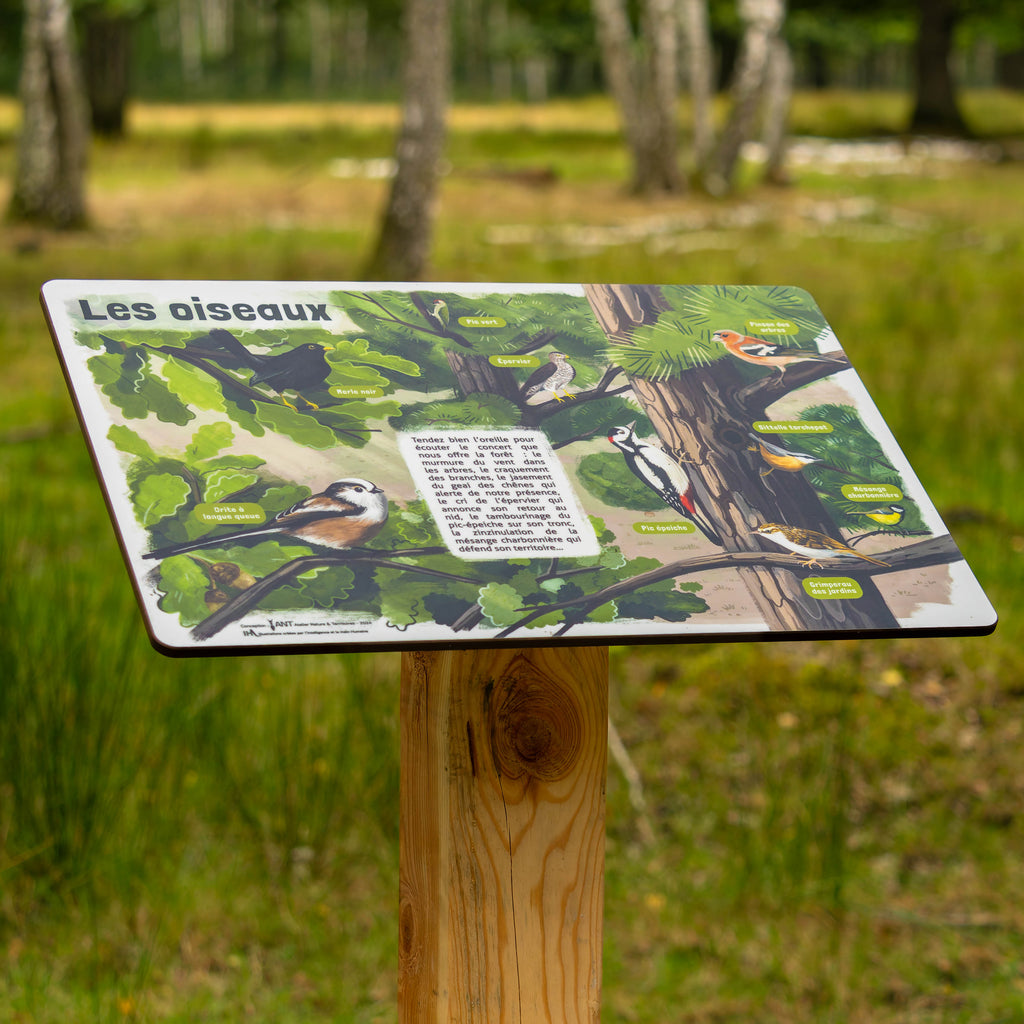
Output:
1 0 1024 1021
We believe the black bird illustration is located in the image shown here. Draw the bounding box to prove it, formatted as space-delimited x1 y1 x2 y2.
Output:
143 478 389 561
185 328 331 409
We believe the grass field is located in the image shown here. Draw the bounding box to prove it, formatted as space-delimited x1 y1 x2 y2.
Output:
1 92 1022 1022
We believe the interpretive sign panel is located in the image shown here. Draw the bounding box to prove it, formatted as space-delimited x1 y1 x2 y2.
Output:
42 280 996 654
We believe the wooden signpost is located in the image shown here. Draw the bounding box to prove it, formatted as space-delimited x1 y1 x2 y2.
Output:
400 647 607 1023
43 279 995 1023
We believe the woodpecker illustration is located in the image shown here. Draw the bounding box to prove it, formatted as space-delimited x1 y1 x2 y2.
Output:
428 299 450 331
521 351 577 402
747 433 822 477
607 423 722 545
713 329 846 377
143 479 388 561
849 504 906 528
752 522 889 568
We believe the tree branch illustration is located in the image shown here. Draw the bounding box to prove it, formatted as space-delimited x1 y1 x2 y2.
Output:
494 534 964 638
99 334 377 442
735 352 851 413
190 545 476 640
521 365 631 426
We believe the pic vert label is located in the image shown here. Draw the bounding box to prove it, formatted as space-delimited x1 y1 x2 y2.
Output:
460 316 506 328
803 577 864 600
194 503 267 525
842 483 903 502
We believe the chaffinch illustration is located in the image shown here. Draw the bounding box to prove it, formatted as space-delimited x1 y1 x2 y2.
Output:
713 329 844 376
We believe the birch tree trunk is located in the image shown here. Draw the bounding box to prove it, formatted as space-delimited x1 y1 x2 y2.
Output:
364 0 451 280
761 31 794 184
591 0 683 194
8 0 89 228
703 0 785 195
680 0 715 168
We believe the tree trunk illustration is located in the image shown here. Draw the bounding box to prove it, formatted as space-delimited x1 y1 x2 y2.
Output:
445 350 521 403
584 284 899 632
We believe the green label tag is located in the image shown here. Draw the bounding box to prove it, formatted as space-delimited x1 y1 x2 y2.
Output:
803 577 864 600
490 354 540 368
330 385 385 398
752 420 833 434
746 318 797 335
632 521 696 534
841 483 903 502
194 503 267 526
460 316 507 328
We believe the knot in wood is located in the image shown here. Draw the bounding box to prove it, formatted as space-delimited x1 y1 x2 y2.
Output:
490 674 582 783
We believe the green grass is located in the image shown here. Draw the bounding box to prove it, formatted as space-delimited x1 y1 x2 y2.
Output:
1 91 1023 1021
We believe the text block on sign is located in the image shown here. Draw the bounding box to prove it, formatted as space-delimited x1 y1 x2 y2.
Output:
398 430 600 560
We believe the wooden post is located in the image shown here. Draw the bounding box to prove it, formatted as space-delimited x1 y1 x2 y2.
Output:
399 646 608 1024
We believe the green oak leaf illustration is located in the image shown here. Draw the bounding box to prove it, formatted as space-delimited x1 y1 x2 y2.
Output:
136 472 191 526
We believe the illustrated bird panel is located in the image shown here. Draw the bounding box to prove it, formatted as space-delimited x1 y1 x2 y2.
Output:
608 423 722 545
747 433 822 477
143 478 388 561
849 504 906 528
521 351 577 403
185 328 331 409
713 329 845 377
752 522 889 568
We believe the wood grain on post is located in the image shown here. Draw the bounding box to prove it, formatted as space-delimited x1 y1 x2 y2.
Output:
399 646 608 1024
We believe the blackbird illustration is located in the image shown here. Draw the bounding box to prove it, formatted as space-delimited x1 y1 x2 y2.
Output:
747 433 822 477
185 328 331 409
521 351 576 402
608 423 722 545
752 522 889 568
143 478 388 561
713 329 845 377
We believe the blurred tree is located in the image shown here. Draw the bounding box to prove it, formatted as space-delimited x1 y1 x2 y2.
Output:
79 0 144 137
703 0 787 194
364 0 451 280
591 0 683 194
908 0 967 134
8 0 89 227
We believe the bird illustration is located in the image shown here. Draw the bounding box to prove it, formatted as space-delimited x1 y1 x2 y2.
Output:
752 522 889 568
428 299 450 331
191 557 258 611
712 329 845 377
747 433 822 477
184 328 331 409
143 479 388 561
850 504 906 528
521 351 577 403
608 423 722 545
